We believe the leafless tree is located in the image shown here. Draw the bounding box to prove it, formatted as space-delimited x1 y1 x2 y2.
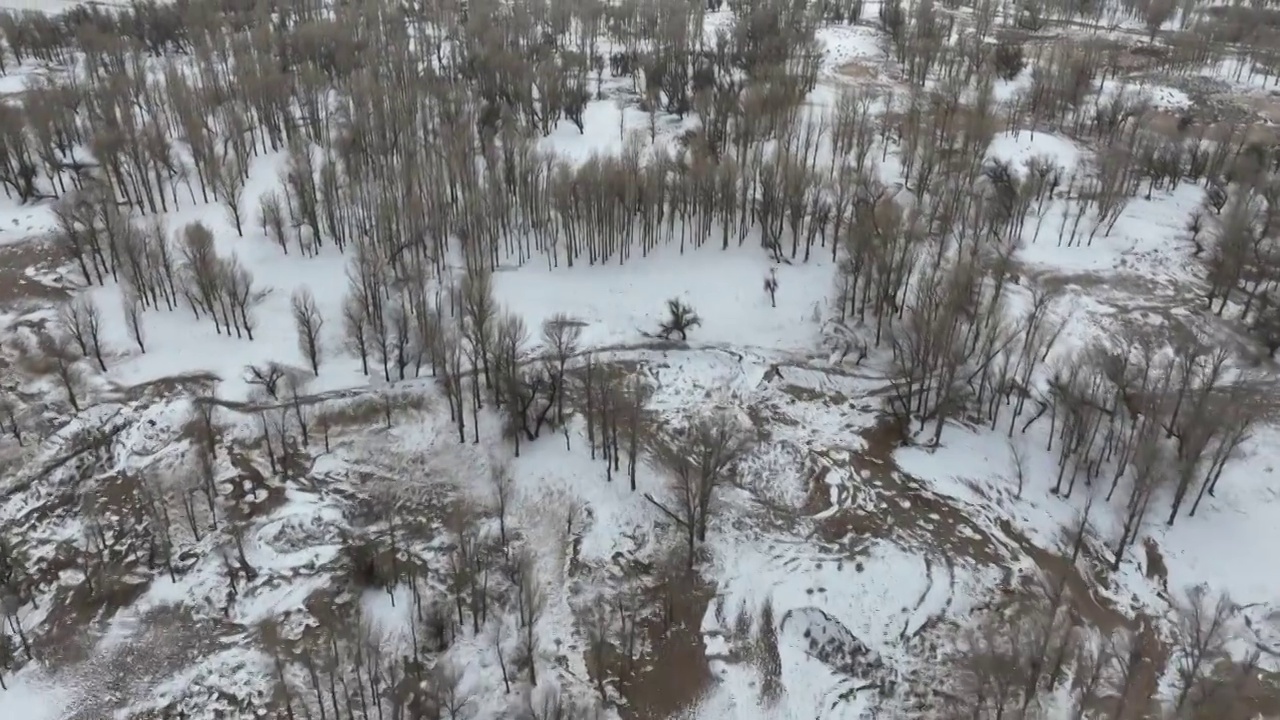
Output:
1008 438 1028 499
491 461 514 554
647 411 752 568
437 321 468 443
433 659 472 720
214 146 248 237
509 549 547 686
1172 585 1235 711
1145 0 1176 40
221 256 264 340
42 332 84 411
462 270 497 392
583 604 611 702
292 288 324 375
59 296 107 371
122 291 145 353
542 313 582 423
342 293 370 376
245 362 287 400
494 618 513 694
259 191 289 254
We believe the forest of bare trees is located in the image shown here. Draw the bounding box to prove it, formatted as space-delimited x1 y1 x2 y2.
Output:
0 0 1276 715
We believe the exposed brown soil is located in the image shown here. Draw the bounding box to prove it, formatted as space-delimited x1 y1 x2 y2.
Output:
838 60 884 83
0 237 71 306
614 572 715 720
1144 109 1280 145
1029 35 1172 75
800 411 1176 713
804 416 1010 565
59 607 239 720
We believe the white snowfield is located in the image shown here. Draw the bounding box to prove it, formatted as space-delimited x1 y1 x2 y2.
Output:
0 0 1276 718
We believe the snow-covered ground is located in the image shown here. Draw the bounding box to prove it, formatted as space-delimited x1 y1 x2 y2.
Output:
0 1 1278 719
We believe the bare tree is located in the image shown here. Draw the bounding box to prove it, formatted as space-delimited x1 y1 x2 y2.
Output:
342 293 370 376
42 332 83 411
491 461 514 554
1008 438 1028 499
214 146 248 237
542 313 582 423
245 362 287 400
59 296 107 371
1145 0 1176 41
646 411 752 568
583 604 611 701
221 256 264 340
259 191 289 254
437 322 468 443
462 270 497 392
122 291 146 353
1172 585 1235 711
433 659 472 720
510 550 547 686
494 618 513 694
292 288 324 375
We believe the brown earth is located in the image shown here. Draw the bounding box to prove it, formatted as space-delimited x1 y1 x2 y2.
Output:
614 571 715 720
797 409 1173 714
0 237 70 306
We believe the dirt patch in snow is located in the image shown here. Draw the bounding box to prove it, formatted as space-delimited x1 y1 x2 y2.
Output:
0 238 71 307
615 571 715 720
806 417 1010 566
806 413 1180 711
837 61 880 82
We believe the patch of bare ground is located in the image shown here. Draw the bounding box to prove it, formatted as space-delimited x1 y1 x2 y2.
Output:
559 359 720 719
60 608 238 720
805 415 1177 710
118 372 219 404
1029 34 1174 75
0 237 70 307
838 60 888 85
225 449 289 520
29 471 158 659
1144 110 1280 145
804 417 1010 565
612 570 715 720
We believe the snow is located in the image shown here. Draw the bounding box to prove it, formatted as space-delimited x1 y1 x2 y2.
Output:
0 193 57 246
1155 426 1280 604
993 67 1034 103
1097 78 1193 111
895 414 1280 658
539 97 684 164
1 4 1279 719
492 242 834 353
817 23 887 73
985 130 1085 178
508 420 664 563
361 585 416 649
0 670 74 720
1015 182 1206 277
79 150 367 402
1202 56 1280 93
